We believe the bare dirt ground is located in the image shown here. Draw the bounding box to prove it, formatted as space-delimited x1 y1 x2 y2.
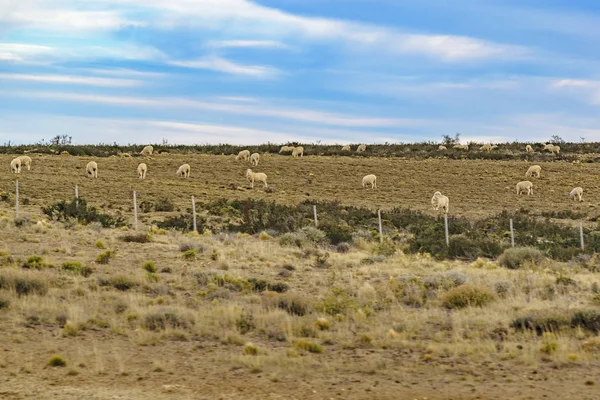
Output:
0 153 599 399
1 154 597 221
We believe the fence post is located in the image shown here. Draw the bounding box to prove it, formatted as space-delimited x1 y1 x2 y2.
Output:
133 191 138 231
15 180 19 218
313 205 318 227
444 213 449 246
75 184 79 208
192 195 197 233
580 221 585 250
378 209 383 242
509 218 515 248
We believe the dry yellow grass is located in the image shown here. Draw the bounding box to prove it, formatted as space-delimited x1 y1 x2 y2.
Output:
1 154 599 399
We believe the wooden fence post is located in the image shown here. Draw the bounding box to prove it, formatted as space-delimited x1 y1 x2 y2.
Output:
313 205 318 227
510 218 515 248
580 221 585 250
75 184 79 208
133 191 138 231
444 214 449 247
192 196 197 233
15 180 19 218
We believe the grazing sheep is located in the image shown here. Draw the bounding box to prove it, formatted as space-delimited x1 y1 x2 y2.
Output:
341 145 351 151
453 144 469 150
176 164 191 178
480 143 493 152
431 191 449 213
86 161 98 178
279 146 294 154
525 165 542 178
250 153 260 166
17 155 32 171
543 144 560 154
236 150 251 161
525 145 534 153
137 163 147 179
570 187 584 202
438 145 447 151
516 181 533 196
246 169 268 188
10 158 21 174
362 174 376 189
140 145 153 156
292 146 304 158
357 144 367 153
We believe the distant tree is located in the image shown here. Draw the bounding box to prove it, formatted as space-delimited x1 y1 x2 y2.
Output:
580 136 586 143
49 134 72 146
549 135 565 144
441 133 460 145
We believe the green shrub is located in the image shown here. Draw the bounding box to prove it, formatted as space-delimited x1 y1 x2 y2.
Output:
142 261 157 273
42 198 125 228
48 355 67 367
96 250 115 265
319 222 353 245
120 233 152 243
22 255 49 270
498 247 544 269
182 249 197 261
295 340 323 353
0 298 10 309
100 275 137 291
61 262 93 277
95 240 105 249
275 293 310 316
511 311 571 335
442 285 497 309
315 288 357 316
142 309 194 331
571 310 600 334
372 239 396 257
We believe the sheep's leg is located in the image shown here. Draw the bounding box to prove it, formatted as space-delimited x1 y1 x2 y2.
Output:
264 181 268 188
251 178 254 189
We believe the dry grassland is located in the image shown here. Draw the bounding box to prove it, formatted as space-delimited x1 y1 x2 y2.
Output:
0 153 599 399
1 154 598 221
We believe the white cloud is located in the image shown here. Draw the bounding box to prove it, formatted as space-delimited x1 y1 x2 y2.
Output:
0 53 23 61
5 91 421 128
169 56 281 78
206 40 289 49
0 73 142 87
551 79 599 88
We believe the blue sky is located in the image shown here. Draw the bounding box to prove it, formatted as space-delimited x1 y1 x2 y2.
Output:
2 0 600 145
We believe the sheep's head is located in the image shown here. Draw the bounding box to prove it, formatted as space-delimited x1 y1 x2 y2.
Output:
246 169 253 177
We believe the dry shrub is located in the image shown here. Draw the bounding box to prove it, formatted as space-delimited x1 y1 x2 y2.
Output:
295 340 323 354
0 272 48 296
142 309 195 331
498 247 544 269
442 285 497 309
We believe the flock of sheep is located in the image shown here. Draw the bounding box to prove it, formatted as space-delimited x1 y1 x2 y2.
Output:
8 143 584 215
438 142 561 155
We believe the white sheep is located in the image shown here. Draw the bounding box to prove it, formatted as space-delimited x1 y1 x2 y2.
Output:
362 174 376 189
543 144 560 154
236 150 251 161
250 153 260 166
140 145 153 156
176 164 191 178
480 143 493 152
17 155 32 171
246 169 268 188
453 144 469 150
438 145 447 151
10 158 21 174
525 165 542 178
525 145 534 153
570 187 584 202
431 191 449 213
341 145 351 151
516 181 533 196
356 144 367 153
279 146 294 154
292 146 304 158
86 161 98 178
137 163 147 179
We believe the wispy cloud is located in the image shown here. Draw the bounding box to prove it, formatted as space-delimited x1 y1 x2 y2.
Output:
169 56 281 78
206 40 289 50
0 73 142 87
6 91 421 128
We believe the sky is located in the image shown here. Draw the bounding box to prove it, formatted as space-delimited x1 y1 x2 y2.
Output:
2 0 600 145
